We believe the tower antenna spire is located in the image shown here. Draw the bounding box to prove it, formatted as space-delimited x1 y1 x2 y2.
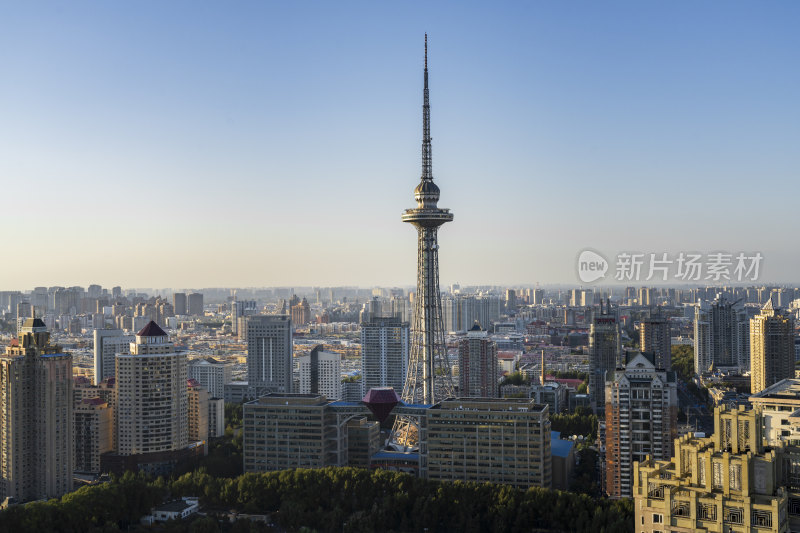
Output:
421 33 432 181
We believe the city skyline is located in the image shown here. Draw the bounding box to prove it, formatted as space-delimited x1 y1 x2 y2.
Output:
2 2 799 288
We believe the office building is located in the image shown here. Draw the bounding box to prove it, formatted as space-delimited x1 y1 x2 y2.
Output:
640 313 671 369
246 315 293 395
298 345 341 400
634 405 788 533
751 298 795 394
604 352 678 498
360 315 409 394
93 329 133 385
187 357 231 399
115 321 188 457
173 292 187 315
187 293 203 316
0 319 74 502
426 398 551 489
457 322 499 398
243 394 338 472
346 417 380 468
589 300 621 412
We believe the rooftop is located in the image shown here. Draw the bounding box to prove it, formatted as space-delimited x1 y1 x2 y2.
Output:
137 320 167 337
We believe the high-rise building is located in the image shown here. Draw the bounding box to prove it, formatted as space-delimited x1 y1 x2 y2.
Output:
187 357 232 399
640 312 671 369
187 293 204 316
298 345 341 400
634 405 787 533
246 315 293 394
74 398 113 474
0 319 74 502
399 35 455 407
360 315 409 395
173 292 187 315
93 328 133 385
751 298 795 394
187 380 209 447
604 352 678 498
457 322 498 398
291 297 311 326
208 397 225 438
115 321 188 456
694 293 749 373
589 300 621 412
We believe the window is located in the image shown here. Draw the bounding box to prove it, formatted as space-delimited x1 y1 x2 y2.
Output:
652 513 663 523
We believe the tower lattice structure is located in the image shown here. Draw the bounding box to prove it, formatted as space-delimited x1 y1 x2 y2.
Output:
399 34 455 409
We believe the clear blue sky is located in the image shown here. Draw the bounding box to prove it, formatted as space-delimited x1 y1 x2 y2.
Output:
1 2 798 288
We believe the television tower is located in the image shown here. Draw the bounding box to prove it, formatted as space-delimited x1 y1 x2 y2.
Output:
400 34 455 406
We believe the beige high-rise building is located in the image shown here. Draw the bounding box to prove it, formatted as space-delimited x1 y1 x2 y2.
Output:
187 379 209 447
751 298 795 395
0 319 74 502
74 398 113 474
115 321 187 456
604 352 678 498
634 405 788 533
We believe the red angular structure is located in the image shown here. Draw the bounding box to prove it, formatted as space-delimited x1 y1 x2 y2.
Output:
362 387 401 423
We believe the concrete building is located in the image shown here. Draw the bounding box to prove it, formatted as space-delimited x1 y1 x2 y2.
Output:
246 315 293 395
0 319 74 502
346 417 380 468
426 398 551 489
173 292 187 316
291 297 311 326
605 352 678 498
243 394 338 472
360 315 409 395
551 431 575 491
93 329 133 384
187 357 231 399
634 405 788 533
242 393 552 490
589 300 621 412
694 293 750 374
457 322 499 398
187 380 209 448
640 313 671 370
298 345 341 400
750 379 800 531
751 299 796 395
208 397 225 438
187 293 203 316
115 321 188 457
74 397 113 474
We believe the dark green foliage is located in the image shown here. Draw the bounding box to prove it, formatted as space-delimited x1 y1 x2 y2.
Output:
0 468 633 533
550 406 597 440
671 345 694 382
499 371 529 386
